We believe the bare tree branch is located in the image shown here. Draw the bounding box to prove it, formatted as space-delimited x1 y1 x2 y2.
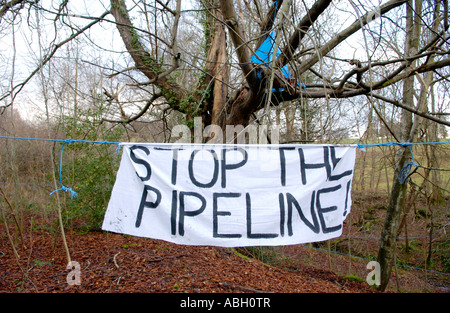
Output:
102 92 163 124
110 0 188 112
276 0 332 68
219 0 258 89
295 0 408 75
0 0 27 20
255 0 284 47
371 93 450 127
0 9 110 106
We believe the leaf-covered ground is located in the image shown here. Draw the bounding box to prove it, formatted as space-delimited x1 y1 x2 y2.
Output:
0 226 374 293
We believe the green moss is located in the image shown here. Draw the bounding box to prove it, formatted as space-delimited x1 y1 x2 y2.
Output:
343 275 365 283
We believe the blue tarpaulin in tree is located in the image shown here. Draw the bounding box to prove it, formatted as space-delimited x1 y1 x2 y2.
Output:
251 31 292 80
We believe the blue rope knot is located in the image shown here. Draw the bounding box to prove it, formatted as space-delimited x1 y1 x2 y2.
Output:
50 186 78 198
356 141 366 151
398 161 414 184
50 139 78 198
64 139 77 144
397 145 420 184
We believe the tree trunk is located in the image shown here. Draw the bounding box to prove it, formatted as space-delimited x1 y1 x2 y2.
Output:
377 148 410 291
377 0 421 291
198 0 230 132
428 0 442 204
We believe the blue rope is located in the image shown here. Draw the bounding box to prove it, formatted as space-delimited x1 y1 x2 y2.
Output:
0 136 121 198
1 136 448 195
357 140 450 184
356 140 450 150
0 135 121 146
49 140 78 198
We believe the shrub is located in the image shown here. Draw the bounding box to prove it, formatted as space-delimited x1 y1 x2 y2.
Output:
59 110 123 231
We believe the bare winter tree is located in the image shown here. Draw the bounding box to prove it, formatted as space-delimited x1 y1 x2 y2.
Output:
105 0 449 130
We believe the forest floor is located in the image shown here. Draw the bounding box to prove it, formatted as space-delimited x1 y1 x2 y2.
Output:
0 224 374 293
0 193 448 294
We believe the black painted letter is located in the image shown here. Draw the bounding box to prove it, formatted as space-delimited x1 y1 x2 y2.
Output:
221 147 248 188
286 192 320 235
135 185 161 228
130 145 152 181
316 185 342 233
329 147 353 181
246 193 278 239
188 150 219 188
298 147 331 185
178 191 206 236
278 147 295 186
213 193 242 238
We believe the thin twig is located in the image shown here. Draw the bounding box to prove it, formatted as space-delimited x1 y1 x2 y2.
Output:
113 252 121 269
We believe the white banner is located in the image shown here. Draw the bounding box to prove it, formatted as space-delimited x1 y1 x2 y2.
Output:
102 143 356 247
